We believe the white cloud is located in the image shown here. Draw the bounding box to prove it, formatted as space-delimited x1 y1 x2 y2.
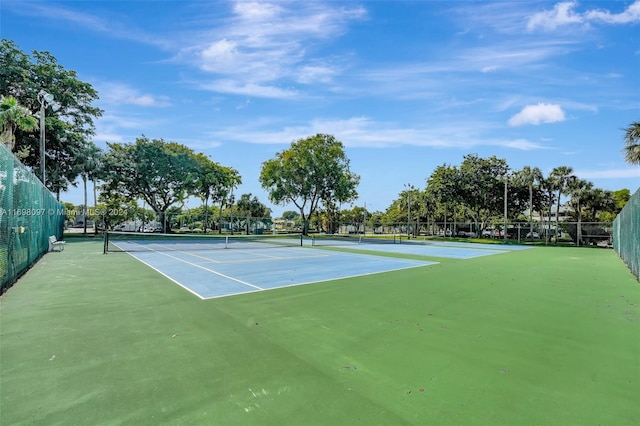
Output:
205 116 550 151
508 103 566 126
585 1 640 24
527 1 583 31
296 65 338 84
200 80 298 99
181 1 367 96
97 82 171 107
527 0 640 31
502 139 550 150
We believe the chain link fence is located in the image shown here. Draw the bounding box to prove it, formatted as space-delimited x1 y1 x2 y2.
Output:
613 188 639 280
1 143 65 292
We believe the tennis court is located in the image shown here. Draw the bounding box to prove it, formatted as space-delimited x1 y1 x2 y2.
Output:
106 233 439 299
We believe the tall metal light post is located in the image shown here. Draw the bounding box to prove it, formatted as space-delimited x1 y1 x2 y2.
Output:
37 90 60 185
503 171 509 243
404 183 413 237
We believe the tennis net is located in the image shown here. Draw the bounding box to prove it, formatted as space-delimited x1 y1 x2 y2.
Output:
310 234 400 246
104 231 303 253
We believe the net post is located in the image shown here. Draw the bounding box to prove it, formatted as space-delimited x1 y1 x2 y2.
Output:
103 231 108 254
225 235 229 249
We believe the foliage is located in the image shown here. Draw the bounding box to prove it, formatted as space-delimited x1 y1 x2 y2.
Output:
0 39 102 195
191 153 241 231
259 134 359 234
622 121 640 165
281 210 300 220
101 136 201 231
0 95 38 154
234 193 271 218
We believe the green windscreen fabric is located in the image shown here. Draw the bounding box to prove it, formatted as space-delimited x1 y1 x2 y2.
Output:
1 143 65 292
613 188 640 280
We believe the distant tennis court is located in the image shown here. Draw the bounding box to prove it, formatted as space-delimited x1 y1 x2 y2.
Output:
308 234 534 258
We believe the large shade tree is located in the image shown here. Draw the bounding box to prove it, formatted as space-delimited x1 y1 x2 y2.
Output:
457 154 512 231
259 134 360 235
101 136 200 232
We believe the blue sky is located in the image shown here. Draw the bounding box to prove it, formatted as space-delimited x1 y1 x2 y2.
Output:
2 0 639 216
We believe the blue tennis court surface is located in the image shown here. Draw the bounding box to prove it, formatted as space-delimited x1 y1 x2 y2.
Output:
111 235 533 299
123 245 437 299
306 238 533 258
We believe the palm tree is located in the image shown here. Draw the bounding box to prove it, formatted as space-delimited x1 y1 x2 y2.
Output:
567 177 593 246
623 121 640 165
0 96 38 153
73 141 103 234
549 166 575 243
515 166 543 240
539 176 556 244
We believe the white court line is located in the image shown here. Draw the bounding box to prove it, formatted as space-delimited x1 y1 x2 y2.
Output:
112 241 262 291
117 252 206 300
151 250 264 290
201 261 438 300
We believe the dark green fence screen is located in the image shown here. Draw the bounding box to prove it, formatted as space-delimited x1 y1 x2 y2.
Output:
613 188 640 281
1 143 65 292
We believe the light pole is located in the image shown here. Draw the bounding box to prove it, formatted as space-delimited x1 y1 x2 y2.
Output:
404 183 413 237
503 171 510 243
37 90 60 185
363 201 367 236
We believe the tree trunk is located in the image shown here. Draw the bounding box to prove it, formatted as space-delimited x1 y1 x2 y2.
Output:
83 175 88 235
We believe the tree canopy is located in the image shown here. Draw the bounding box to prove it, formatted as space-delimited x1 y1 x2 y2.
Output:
0 39 102 194
101 136 201 231
259 134 360 234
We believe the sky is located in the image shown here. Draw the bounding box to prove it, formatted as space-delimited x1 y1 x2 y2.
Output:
2 0 639 216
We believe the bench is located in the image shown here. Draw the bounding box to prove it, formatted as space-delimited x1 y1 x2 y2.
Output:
48 235 66 252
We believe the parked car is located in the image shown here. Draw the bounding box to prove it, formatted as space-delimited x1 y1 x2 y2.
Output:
481 229 493 238
458 231 477 238
525 231 540 239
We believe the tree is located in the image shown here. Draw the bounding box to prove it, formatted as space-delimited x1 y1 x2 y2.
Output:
567 177 593 246
426 164 460 233
549 166 575 243
259 134 360 235
0 39 102 194
0 95 38 154
72 141 103 234
234 193 272 234
211 166 241 233
282 210 300 220
457 155 510 231
622 121 640 165
190 154 238 232
583 188 616 222
101 136 200 232
513 166 543 239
